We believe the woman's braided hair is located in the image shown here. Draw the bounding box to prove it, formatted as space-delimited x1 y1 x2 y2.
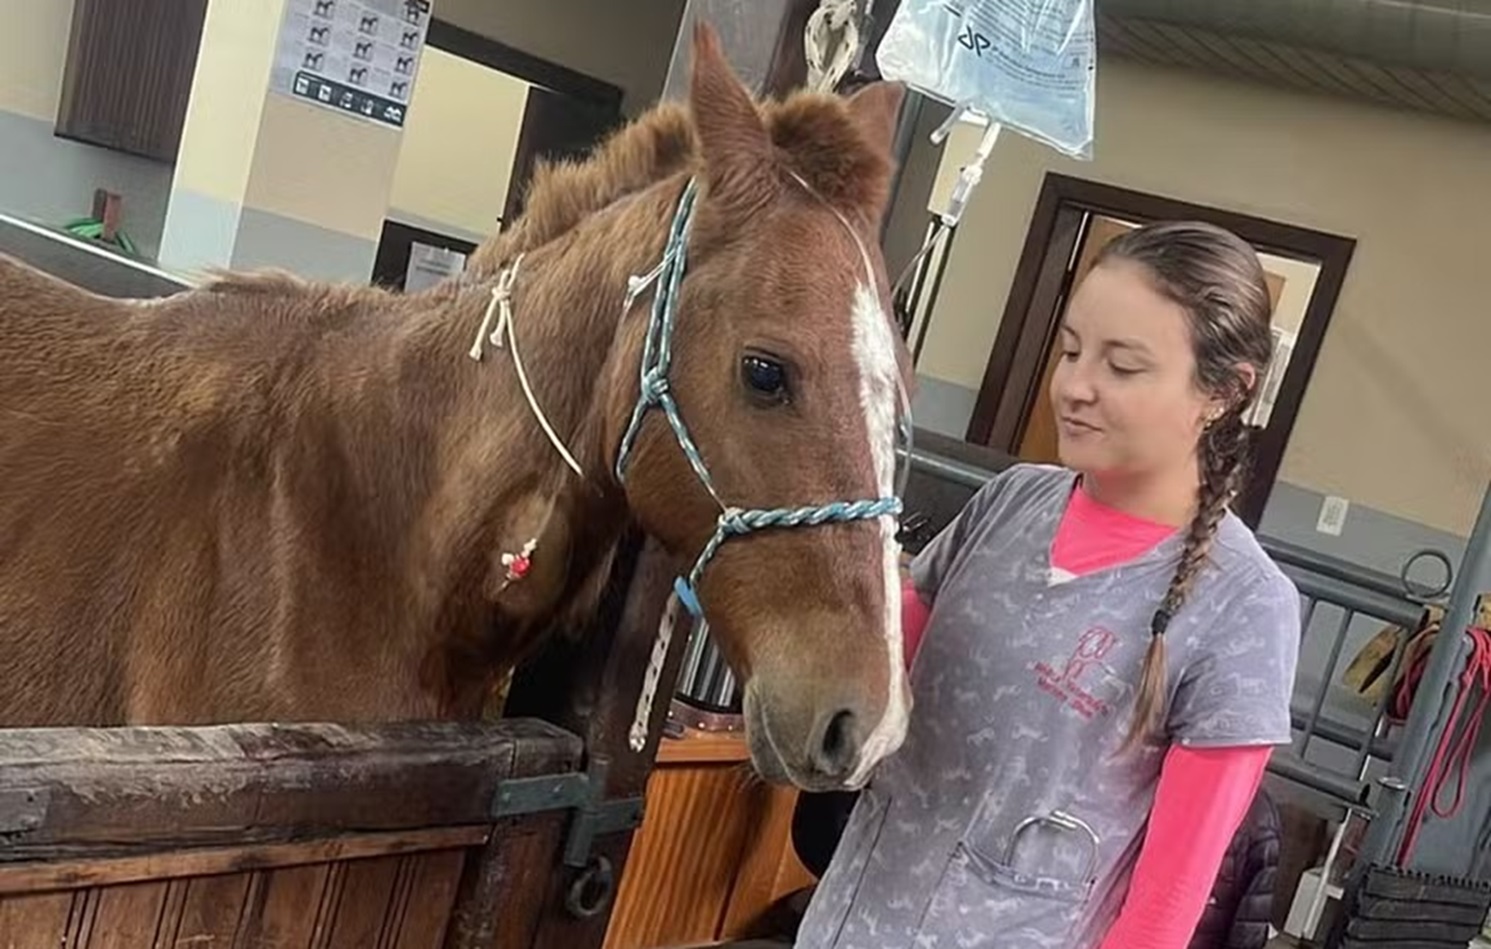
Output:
1096 221 1277 753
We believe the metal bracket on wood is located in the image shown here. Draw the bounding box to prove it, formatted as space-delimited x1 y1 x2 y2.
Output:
492 756 645 868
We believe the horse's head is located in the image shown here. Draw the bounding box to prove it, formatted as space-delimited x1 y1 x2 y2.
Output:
610 25 913 792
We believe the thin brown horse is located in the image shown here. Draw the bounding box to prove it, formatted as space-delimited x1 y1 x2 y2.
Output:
0 25 913 792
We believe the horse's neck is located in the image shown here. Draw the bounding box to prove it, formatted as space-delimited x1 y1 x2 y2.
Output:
381 184 679 664
422 184 676 479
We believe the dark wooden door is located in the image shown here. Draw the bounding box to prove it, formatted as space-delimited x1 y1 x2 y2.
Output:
502 86 625 226
55 0 208 162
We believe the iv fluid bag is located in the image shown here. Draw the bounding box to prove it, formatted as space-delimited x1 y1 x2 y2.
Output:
876 0 1096 159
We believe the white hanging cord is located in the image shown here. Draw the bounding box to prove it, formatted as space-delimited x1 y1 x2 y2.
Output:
468 254 587 480
891 110 1001 292
888 110 1001 363
805 0 862 93
931 106 1001 228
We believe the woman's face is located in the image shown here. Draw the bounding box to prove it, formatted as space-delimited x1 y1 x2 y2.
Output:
1050 259 1220 481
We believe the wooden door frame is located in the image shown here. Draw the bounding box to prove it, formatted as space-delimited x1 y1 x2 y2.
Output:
425 19 624 112
965 172 1356 527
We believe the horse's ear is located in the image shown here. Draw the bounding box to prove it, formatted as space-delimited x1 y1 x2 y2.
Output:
689 20 775 216
845 81 906 160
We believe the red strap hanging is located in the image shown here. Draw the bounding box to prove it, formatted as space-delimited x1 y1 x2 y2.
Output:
1396 626 1491 864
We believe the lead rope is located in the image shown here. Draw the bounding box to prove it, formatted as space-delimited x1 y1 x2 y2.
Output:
629 590 684 751
620 178 703 751
805 0 862 93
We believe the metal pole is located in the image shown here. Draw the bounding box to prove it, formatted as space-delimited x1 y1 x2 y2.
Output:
1356 479 1491 869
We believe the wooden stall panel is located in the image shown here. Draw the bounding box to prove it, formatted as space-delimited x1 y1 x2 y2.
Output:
604 730 817 949
171 873 253 947
606 763 759 946
394 850 468 949
246 863 332 948
88 881 170 947
0 845 474 948
0 891 71 947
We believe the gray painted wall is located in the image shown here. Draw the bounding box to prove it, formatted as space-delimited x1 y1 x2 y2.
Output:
0 109 173 260
435 0 688 114
231 206 377 283
159 186 378 284
912 373 980 441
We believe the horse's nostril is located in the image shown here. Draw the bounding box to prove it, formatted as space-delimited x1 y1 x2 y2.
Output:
815 709 860 778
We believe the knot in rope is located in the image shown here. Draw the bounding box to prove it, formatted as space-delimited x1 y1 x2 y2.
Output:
640 368 670 404
719 507 750 536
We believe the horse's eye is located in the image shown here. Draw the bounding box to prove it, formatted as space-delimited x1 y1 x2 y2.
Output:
741 354 789 403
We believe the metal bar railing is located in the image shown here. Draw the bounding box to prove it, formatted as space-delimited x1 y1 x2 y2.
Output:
897 444 1006 491
1298 606 1358 760
1257 536 1450 816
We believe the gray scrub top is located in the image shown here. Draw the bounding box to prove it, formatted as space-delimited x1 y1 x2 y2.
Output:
796 463 1301 949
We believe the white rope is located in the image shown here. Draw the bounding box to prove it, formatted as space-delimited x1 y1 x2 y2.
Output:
469 254 587 480
805 0 861 93
630 593 685 752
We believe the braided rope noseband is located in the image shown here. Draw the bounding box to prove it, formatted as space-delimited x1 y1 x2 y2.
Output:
614 176 904 619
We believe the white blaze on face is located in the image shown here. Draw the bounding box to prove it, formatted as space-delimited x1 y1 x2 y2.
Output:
847 279 909 787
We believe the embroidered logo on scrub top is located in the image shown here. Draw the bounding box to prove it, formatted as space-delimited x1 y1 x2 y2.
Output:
1034 626 1124 720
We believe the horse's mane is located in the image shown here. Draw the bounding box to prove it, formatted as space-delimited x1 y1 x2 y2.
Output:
469 86 894 274
198 84 894 297
469 103 697 274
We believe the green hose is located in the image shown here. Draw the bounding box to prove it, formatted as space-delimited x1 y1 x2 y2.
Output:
63 216 138 257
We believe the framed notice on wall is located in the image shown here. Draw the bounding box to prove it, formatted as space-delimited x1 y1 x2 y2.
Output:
269 0 431 128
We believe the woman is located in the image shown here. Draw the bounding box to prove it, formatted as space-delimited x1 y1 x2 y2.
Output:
794 221 1301 948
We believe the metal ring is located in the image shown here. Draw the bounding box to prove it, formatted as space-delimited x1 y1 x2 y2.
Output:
1004 809 1102 884
1400 548 1453 600
564 856 615 919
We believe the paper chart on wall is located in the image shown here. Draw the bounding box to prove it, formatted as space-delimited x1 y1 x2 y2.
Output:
270 0 431 129
404 241 467 292
1245 324 1297 430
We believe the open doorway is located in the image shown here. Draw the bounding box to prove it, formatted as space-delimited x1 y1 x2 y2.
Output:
372 19 625 290
967 174 1355 527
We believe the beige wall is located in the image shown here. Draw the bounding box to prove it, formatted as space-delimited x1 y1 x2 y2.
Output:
388 48 529 241
920 57 1491 536
175 0 287 208
0 0 73 119
435 0 686 114
243 95 404 242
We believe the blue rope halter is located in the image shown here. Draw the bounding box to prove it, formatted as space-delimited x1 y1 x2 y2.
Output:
615 177 905 618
